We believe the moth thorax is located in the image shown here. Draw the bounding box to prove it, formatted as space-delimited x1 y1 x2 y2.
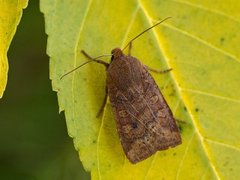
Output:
111 48 123 60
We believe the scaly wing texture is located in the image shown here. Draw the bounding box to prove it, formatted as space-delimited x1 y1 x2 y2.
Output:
108 59 181 163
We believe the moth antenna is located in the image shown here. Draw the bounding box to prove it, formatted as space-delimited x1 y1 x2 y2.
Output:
122 17 172 51
60 60 92 80
60 54 111 80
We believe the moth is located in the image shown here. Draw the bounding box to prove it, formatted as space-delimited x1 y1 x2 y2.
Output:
62 17 182 164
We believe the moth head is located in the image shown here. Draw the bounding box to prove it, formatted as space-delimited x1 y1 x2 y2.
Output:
111 48 123 61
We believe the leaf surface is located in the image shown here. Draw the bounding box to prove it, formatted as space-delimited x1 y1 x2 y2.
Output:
40 0 240 179
0 0 28 97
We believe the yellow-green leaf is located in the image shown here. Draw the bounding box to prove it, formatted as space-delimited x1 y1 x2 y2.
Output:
40 0 240 179
0 0 28 97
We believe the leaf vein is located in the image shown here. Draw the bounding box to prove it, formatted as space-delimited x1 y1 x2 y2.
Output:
163 23 240 64
176 132 195 180
181 88 240 103
121 5 140 49
205 138 240 152
172 0 240 24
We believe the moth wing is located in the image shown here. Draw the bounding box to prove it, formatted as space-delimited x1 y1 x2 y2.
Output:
108 63 181 164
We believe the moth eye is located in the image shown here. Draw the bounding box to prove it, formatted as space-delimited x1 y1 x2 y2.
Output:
111 55 114 61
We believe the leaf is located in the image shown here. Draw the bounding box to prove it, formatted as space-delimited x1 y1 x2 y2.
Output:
0 0 28 98
40 0 240 179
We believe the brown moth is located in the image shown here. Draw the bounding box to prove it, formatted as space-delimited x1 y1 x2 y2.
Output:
107 48 181 164
61 17 182 164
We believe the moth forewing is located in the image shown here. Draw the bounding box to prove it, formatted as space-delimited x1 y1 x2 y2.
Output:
107 48 181 163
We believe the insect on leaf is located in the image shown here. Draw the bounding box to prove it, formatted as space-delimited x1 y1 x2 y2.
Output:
41 0 240 179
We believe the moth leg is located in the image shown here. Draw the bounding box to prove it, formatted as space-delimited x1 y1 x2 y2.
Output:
81 50 109 68
81 50 93 59
175 118 186 124
175 118 186 134
146 66 172 74
128 42 132 56
96 86 108 118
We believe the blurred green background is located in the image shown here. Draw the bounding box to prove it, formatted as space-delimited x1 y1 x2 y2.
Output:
0 1 90 180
